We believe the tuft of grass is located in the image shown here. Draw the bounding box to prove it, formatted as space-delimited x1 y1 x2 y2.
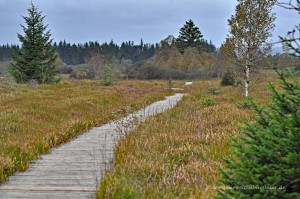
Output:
200 98 215 107
207 87 220 95
96 72 282 198
0 80 171 182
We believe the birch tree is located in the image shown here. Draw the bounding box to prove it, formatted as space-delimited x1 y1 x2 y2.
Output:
228 0 276 97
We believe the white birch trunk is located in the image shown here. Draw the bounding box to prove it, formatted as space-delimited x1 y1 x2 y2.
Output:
245 65 250 97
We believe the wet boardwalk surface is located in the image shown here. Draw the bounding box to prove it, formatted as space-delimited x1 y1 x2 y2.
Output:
0 94 184 199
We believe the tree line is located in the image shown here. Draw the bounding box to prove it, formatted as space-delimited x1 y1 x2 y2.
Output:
0 38 217 66
53 40 156 65
0 40 156 65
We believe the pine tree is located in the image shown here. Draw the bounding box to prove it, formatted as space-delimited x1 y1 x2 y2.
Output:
217 70 300 198
175 19 204 53
9 3 58 83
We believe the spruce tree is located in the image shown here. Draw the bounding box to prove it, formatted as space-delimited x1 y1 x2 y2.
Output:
175 19 204 53
9 3 58 83
217 70 300 198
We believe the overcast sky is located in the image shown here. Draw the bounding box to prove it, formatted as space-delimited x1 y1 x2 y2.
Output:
0 0 298 47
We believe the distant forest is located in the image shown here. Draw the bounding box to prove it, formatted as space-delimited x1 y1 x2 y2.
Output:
0 39 216 65
1 37 298 80
0 38 220 79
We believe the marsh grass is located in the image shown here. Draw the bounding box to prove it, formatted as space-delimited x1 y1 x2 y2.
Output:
0 80 171 182
96 72 281 198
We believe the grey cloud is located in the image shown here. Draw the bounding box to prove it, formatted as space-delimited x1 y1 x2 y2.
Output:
0 0 298 47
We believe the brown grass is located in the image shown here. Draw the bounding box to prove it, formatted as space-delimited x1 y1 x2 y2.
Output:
0 80 172 182
97 71 280 198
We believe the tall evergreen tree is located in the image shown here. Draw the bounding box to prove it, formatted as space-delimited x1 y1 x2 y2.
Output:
175 19 204 53
10 3 58 83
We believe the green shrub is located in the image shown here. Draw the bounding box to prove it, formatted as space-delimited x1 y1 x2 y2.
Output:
101 64 118 86
217 70 300 199
220 71 236 86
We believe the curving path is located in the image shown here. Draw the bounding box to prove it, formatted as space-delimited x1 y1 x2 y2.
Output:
0 93 184 199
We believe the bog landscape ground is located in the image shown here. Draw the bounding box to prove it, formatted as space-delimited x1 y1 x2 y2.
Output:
0 70 282 198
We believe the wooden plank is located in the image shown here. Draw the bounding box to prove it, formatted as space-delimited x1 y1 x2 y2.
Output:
0 190 94 199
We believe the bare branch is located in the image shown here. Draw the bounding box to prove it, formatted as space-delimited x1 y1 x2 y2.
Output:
266 37 300 45
276 0 300 11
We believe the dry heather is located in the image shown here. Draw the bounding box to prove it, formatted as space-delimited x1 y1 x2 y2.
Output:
0 80 171 182
97 71 279 199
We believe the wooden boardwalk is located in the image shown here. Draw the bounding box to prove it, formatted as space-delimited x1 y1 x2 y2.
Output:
0 94 184 199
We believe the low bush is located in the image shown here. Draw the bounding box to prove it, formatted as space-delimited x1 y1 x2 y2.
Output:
220 71 236 86
207 87 220 95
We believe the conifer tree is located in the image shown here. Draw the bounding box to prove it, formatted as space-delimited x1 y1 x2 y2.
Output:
10 3 58 83
217 70 300 198
175 19 204 53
